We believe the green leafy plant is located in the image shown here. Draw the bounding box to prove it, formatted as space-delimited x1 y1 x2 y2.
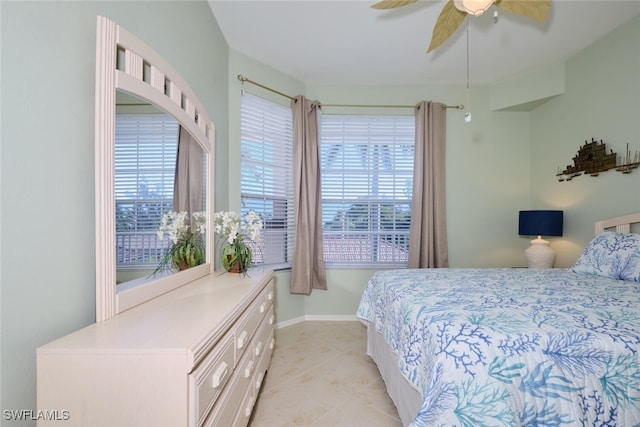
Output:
154 211 206 275
214 211 263 274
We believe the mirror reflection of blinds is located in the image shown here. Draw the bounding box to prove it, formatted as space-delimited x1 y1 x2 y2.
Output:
115 113 179 266
320 115 415 266
240 92 294 269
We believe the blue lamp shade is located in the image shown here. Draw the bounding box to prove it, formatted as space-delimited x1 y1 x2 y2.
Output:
518 210 563 237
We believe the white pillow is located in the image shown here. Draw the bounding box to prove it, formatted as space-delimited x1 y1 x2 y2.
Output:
572 231 640 281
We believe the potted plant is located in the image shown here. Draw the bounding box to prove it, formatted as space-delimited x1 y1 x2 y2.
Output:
154 211 206 274
214 210 263 274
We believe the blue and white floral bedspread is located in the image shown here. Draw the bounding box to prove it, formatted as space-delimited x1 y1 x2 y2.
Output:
356 268 640 427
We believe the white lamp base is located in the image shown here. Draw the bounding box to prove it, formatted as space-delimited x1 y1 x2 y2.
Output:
525 237 556 268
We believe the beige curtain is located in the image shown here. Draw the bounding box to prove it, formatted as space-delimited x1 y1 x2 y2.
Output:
408 101 449 268
290 96 327 294
173 126 204 216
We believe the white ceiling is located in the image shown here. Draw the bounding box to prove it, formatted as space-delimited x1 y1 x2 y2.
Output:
208 0 640 85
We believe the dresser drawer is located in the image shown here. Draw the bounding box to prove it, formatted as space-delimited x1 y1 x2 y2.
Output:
189 332 235 426
234 280 274 361
252 307 274 362
234 379 257 427
253 329 274 399
202 344 254 427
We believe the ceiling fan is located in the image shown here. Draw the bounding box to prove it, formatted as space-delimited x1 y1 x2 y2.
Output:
371 0 550 52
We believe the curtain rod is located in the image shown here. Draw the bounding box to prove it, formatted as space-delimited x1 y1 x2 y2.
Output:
237 74 464 110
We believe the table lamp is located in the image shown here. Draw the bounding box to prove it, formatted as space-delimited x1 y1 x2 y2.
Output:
518 210 563 268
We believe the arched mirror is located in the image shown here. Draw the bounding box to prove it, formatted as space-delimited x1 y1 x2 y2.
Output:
95 16 215 321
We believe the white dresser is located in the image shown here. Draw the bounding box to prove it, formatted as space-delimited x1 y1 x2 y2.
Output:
37 269 274 427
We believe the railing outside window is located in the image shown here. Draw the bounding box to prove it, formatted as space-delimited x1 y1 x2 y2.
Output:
320 115 415 267
240 93 295 270
115 114 178 268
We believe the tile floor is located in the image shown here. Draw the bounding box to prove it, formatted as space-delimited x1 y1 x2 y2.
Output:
249 321 403 427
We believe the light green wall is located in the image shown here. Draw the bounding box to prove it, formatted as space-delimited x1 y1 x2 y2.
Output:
0 1 227 422
490 62 565 112
528 15 640 267
229 52 532 324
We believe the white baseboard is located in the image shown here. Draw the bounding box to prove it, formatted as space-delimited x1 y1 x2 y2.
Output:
275 314 358 329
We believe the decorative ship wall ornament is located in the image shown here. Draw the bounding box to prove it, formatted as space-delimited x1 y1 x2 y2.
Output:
557 138 639 182
616 143 640 174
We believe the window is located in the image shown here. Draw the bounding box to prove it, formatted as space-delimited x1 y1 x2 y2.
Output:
240 93 294 269
115 113 179 268
320 115 415 266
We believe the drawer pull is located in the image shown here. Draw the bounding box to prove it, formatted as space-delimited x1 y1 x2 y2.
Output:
256 372 264 390
245 395 255 417
244 360 254 379
237 331 249 349
268 291 273 301
259 303 266 314
268 315 274 325
255 341 263 357
211 362 229 389
269 338 275 350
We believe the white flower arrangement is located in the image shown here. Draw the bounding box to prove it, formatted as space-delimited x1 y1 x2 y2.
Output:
214 210 263 273
157 211 206 243
155 211 206 273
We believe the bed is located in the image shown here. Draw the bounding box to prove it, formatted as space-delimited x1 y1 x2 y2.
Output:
357 213 640 427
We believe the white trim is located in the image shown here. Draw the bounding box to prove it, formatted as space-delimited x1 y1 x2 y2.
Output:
275 314 358 329
95 16 117 321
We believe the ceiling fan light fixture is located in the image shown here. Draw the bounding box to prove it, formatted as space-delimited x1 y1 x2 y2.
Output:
453 0 495 16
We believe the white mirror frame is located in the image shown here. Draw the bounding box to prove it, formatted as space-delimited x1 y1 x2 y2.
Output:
95 16 215 322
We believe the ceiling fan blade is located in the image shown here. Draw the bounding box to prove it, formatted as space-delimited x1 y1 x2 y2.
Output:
427 1 467 53
495 0 550 23
371 0 418 10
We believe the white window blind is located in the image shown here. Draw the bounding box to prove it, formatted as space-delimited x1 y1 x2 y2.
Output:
320 114 415 266
115 113 178 267
240 92 294 269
